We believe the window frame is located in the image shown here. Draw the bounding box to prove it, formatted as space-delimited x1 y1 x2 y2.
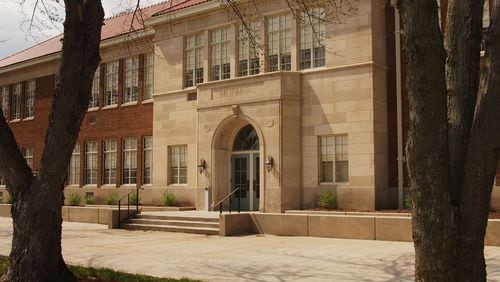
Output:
144 53 154 101
210 26 231 81
122 138 137 185
22 147 33 169
237 22 261 77
298 8 326 70
11 83 22 120
169 145 187 185
24 80 36 118
104 61 119 106
319 135 349 184
266 13 292 72
143 136 153 185
184 33 204 88
84 141 98 185
103 140 117 185
68 144 81 186
124 56 139 104
1 86 9 120
89 66 100 109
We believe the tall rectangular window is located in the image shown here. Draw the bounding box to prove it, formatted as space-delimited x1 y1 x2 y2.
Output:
103 140 117 185
85 141 98 185
24 80 35 118
481 1 490 52
105 61 119 106
89 67 100 108
238 23 260 77
320 135 349 183
185 34 204 87
1 86 9 119
143 136 153 185
170 145 187 185
68 144 80 185
210 27 231 81
299 8 326 69
11 83 22 120
22 147 33 169
124 56 139 103
144 53 154 100
267 14 291 72
122 138 137 184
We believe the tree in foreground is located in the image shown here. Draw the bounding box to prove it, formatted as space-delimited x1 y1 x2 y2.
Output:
398 0 500 280
0 0 104 281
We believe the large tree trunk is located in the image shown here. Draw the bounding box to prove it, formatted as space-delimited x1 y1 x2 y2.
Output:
0 1 104 281
400 0 500 280
399 1 453 280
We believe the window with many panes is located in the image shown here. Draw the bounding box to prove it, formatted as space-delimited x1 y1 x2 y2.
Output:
122 138 137 184
68 144 80 185
124 56 139 103
481 1 490 52
299 8 326 69
144 53 154 100
210 27 231 81
267 14 291 72
85 141 98 185
89 67 100 108
143 136 153 184
320 135 348 183
185 34 204 87
11 83 22 120
105 61 119 106
22 147 33 169
170 145 187 185
238 23 261 77
24 80 35 118
1 86 8 119
103 140 117 185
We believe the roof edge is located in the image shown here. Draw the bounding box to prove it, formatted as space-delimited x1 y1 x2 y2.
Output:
147 1 223 26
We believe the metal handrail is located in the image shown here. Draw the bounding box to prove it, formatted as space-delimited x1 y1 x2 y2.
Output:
213 186 242 215
118 187 140 227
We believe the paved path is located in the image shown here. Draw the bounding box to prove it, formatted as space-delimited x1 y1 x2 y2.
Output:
1 218 500 282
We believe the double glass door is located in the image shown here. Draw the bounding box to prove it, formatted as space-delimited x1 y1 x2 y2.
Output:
231 152 260 211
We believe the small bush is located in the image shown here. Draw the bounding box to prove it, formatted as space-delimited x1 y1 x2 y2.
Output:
404 194 412 209
161 192 177 207
129 191 141 205
68 193 82 206
6 195 13 204
106 192 118 205
85 194 96 205
318 190 337 210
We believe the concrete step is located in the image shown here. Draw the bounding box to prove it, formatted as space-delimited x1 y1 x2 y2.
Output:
135 214 220 223
127 218 219 229
122 223 219 235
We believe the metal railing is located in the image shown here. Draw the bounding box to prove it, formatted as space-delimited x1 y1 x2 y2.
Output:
118 188 140 227
213 186 242 215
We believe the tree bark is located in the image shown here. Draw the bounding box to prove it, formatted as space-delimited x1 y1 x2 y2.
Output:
399 1 454 281
0 1 104 281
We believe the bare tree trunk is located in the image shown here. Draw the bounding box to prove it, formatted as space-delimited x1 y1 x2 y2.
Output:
399 1 454 280
0 1 104 281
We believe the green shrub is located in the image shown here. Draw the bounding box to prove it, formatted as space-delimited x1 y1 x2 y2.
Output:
161 192 177 207
6 195 13 204
106 192 118 205
68 193 82 206
404 194 412 209
129 191 141 205
318 190 337 210
85 194 96 205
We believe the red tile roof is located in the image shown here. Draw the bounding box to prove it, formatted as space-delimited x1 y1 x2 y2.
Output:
0 0 211 69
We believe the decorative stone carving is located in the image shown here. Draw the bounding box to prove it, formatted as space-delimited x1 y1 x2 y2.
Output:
232 104 240 116
264 119 274 128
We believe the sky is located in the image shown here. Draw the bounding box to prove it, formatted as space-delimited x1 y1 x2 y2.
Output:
0 0 165 59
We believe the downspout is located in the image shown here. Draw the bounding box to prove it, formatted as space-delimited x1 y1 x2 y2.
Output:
391 0 404 209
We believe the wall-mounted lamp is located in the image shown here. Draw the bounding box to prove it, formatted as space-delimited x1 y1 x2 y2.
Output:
198 158 206 174
265 155 274 172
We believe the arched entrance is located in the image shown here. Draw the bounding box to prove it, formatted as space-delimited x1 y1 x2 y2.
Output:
231 124 260 211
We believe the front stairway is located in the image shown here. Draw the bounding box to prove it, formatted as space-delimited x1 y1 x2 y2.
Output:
121 212 220 235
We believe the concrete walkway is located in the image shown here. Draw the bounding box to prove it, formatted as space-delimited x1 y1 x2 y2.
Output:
0 218 500 282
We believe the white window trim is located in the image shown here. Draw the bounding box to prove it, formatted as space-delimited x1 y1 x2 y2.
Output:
319 135 349 185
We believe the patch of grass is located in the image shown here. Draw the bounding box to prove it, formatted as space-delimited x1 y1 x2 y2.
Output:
0 256 198 282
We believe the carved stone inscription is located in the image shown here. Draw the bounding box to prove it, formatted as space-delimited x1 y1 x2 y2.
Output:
211 84 260 100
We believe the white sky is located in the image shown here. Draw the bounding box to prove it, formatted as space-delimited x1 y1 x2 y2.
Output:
0 0 165 59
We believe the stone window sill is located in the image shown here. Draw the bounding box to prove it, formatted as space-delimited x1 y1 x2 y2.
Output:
122 101 138 107
102 104 118 110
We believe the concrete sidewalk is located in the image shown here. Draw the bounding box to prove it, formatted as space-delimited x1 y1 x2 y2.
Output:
0 218 499 282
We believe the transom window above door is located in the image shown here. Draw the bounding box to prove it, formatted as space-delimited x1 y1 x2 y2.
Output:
233 124 259 151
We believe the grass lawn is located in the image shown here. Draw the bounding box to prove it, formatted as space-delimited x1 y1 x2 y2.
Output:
0 256 199 282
